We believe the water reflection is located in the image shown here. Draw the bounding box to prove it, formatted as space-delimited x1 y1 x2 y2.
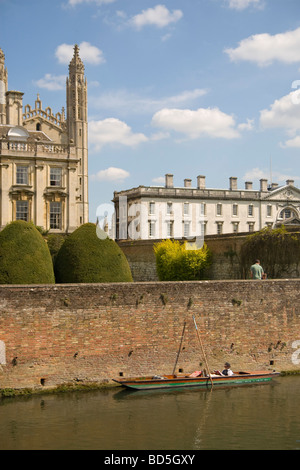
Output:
0 376 299 450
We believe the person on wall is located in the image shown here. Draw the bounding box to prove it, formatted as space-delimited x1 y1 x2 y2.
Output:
250 259 264 280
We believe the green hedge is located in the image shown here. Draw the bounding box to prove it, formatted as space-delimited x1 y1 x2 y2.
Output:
54 223 133 283
0 221 55 284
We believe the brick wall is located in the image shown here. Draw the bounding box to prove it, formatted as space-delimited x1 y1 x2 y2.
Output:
118 232 300 281
118 240 159 281
0 280 299 391
117 235 248 281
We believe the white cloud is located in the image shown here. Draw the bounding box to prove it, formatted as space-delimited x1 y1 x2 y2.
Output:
280 135 300 149
161 33 172 42
167 89 208 105
91 167 130 182
89 80 101 88
130 4 183 30
89 118 148 151
225 27 300 66
259 91 300 148
150 131 170 141
238 118 254 131
55 41 105 65
243 168 300 183
67 0 116 6
243 167 268 181
152 176 165 185
34 74 66 91
90 88 208 116
116 10 127 19
260 91 300 132
226 0 263 11
151 107 241 140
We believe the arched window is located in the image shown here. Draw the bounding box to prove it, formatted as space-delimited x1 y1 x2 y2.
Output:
36 123 41 131
279 208 298 220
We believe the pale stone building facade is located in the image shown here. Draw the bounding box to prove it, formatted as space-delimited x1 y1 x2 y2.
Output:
113 174 300 241
0 45 88 233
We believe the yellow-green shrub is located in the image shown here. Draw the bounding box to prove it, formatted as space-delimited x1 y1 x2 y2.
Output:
154 239 212 281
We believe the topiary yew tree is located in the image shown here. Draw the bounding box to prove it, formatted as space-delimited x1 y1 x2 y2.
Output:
54 223 133 283
0 220 55 284
154 239 212 281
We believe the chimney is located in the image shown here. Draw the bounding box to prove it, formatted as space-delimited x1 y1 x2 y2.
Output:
229 177 238 191
286 179 294 186
165 174 174 188
245 181 253 190
260 179 268 192
184 178 192 188
197 175 206 190
271 183 279 190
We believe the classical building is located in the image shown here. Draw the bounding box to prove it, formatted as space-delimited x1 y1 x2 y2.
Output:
113 174 300 241
0 45 88 233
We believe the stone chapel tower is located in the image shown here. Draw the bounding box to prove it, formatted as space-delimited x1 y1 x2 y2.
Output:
0 44 89 232
0 48 8 125
66 44 89 225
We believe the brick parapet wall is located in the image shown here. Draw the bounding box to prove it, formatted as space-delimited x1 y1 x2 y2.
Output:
0 280 299 391
117 235 248 281
117 232 300 281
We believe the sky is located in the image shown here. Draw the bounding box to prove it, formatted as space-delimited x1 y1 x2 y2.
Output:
1 0 300 221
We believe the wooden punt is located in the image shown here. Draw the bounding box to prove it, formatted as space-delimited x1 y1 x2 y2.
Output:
113 371 280 391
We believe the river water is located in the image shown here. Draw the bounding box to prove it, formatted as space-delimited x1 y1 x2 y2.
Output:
0 376 299 451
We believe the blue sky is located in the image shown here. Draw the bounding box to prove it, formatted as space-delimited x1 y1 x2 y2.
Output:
1 0 300 220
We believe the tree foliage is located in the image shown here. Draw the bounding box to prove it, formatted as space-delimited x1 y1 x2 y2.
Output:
154 239 212 281
54 223 133 283
0 220 55 284
47 234 66 264
240 226 300 279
